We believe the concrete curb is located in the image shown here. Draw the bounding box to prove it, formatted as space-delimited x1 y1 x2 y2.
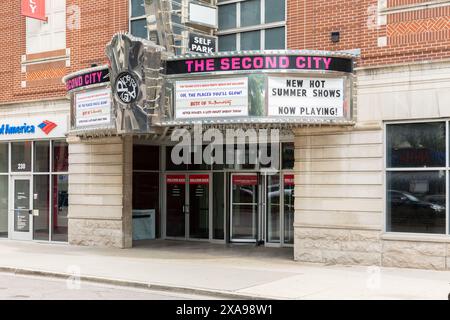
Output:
0 266 275 300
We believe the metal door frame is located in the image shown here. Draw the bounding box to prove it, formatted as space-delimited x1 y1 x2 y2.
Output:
187 172 213 241
164 172 213 241
164 173 188 240
230 172 259 243
281 172 295 247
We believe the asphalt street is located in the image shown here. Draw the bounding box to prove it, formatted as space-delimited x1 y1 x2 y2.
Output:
0 272 218 300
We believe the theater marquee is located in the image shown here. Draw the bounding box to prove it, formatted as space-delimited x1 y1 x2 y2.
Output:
162 51 355 126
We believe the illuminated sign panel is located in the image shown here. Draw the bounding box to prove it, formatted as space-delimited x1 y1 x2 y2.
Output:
74 88 113 128
163 51 355 126
175 78 248 119
268 77 345 118
166 55 353 75
65 68 110 92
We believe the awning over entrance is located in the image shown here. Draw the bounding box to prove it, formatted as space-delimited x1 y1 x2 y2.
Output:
63 34 357 139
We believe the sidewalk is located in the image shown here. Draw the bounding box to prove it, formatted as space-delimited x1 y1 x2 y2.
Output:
0 240 449 300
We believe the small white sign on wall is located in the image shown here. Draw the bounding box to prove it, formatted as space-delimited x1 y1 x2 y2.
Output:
188 2 218 28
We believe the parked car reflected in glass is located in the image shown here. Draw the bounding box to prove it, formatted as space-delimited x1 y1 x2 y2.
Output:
387 189 445 234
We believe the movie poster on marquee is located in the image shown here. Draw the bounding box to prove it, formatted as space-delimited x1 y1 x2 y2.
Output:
75 88 112 128
268 77 344 118
175 78 248 119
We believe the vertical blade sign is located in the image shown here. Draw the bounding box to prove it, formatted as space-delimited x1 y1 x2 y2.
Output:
21 0 47 22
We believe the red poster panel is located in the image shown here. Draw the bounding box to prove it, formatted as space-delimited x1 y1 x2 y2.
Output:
21 0 47 22
232 175 258 186
284 174 295 186
189 175 209 185
166 175 186 185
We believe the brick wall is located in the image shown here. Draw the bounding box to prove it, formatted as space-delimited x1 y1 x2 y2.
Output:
1 1 448 105
0 0 128 104
287 0 450 66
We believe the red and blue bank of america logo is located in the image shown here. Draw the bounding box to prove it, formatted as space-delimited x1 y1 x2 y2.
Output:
38 121 58 135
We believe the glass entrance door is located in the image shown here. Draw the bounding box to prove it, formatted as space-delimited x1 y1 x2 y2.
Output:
166 175 187 238
188 174 210 239
165 173 211 240
230 173 259 242
10 176 33 241
283 174 295 245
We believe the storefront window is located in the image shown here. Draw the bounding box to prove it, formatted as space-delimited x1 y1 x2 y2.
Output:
133 172 160 238
226 144 257 170
386 122 447 235
53 140 69 172
387 171 446 234
387 122 445 168
213 172 225 240
283 174 294 244
11 142 32 172
267 174 280 243
282 143 294 170
34 141 50 173
0 143 7 172
33 175 50 241
134 145 160 171
52 175 68 242
0 176 7 238
166 146 189 171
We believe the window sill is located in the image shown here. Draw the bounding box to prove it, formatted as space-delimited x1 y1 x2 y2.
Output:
381 232 450 243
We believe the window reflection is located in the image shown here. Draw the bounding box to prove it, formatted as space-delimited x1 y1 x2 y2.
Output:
0 176 7 238
0 143 8 172
34 141 50 172
133 172 160 238
53 141 68 172
52 175 68 242
11 142 32 172
387 122 445 168
267 175 280 243
387 171 446 234
33 175 50 241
